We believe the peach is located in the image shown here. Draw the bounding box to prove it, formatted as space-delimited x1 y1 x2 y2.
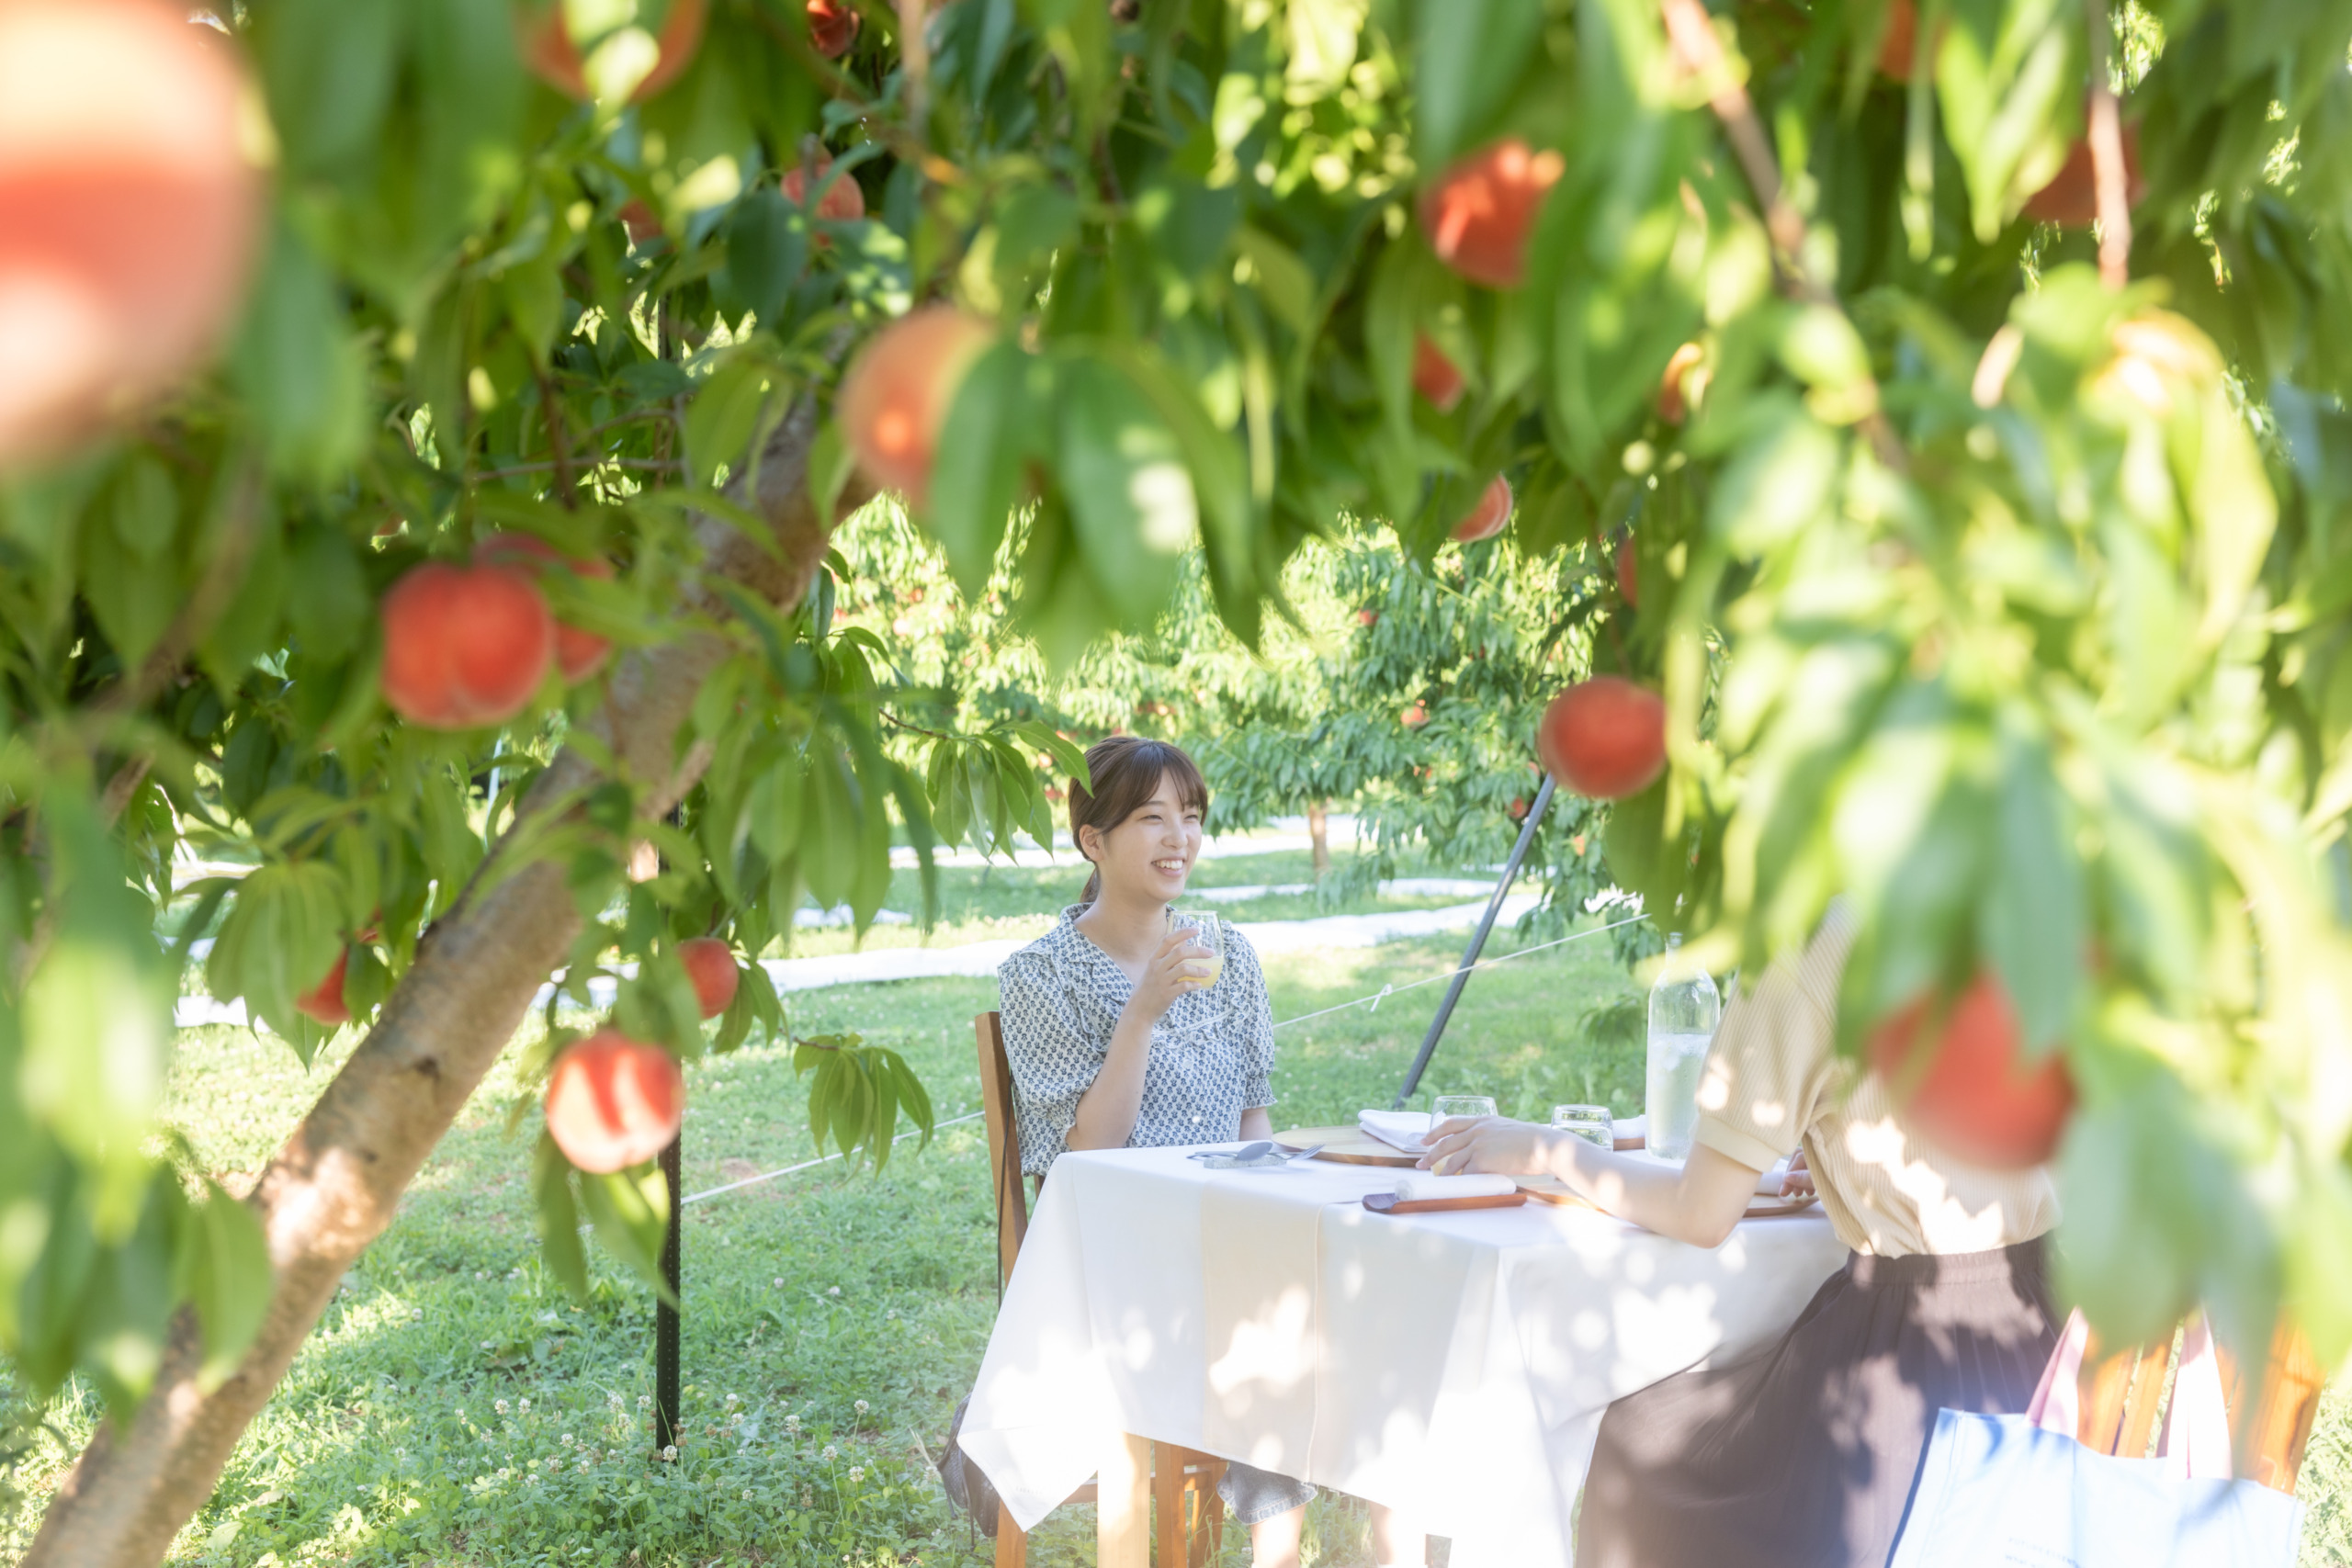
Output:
1868 973 2075 1168
379 562 557 729
1417 138 1565 290
475 532 615 682
1413 333 1465 412
807 0 860 59
2023 123 2144 227
544 1029 685 1173
1657 341 1705 425
1536 677 1667 799
0 0 266 468
1401 702 1430 728
1451 475 1513 543
837 305 996 511
679 936 741 1020
517 0 707 103
294 948 350 1028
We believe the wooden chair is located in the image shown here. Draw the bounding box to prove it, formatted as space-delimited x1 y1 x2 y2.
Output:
975 1010 1229 1568
2075 1314 2326 1491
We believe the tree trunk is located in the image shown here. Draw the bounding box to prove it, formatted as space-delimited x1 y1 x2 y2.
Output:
24 400 873 1568
1306 798 1329 877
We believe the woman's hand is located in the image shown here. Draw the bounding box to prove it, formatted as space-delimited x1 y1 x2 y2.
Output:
1418 1116 1553 1177
1780 1149 1815 1198
1122 925 1212 1025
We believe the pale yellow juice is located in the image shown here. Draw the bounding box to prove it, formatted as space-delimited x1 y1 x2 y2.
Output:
1188 954 1225 987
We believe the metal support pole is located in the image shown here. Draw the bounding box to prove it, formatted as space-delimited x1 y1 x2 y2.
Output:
1393 775 1558 1109
653 1131 682 1453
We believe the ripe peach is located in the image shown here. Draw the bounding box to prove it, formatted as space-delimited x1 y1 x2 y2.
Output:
1451 475 1513 543
475 532 615 682
1357 608 1379 627
1413 333 1465 412
1657 341 1705 425
294 949 350 1028
544 1029 685 1173
1868 972 2075 1168
807 0 860 59
379 561 558 729
2023 123 2144 227
679 936 741 1020
781 152 865 252
618 197 662 244
1401 702 1430 728
837 306 996 511
1417 138 1565 290
518 0 707 103
0 0 266 468
1536 677 1667 799
1508 796 1529 821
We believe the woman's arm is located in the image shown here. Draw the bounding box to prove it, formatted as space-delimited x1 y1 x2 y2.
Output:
1238 1106 1274 1141
1065 927 1209 1152
1420 1118 1761 1248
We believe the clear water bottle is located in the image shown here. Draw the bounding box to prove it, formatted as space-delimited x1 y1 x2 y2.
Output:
1645 932 1721 1161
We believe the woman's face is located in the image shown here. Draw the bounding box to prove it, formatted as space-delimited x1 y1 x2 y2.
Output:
1085 773 1204 903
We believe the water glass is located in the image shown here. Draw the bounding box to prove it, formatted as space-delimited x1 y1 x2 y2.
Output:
1430 1094 1498 1128
1551 1104 1614 1149
1169 910 1226 990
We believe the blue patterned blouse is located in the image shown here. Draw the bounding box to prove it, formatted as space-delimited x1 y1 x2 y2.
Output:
996 906 1279 1176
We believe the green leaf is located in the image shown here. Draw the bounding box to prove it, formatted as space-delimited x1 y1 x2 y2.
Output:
231 220 369 485
1413 0 1547 167
533 1134 591 1301
1979 718 2081 1054
183 1181 271 1386
685 357 778 491
576 1162 675 1308
1053 357 1194 625
928 344 1046 595
1934 0 2082 240
1706 409 1844 556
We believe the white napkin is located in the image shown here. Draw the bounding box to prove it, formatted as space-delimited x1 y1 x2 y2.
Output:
1613 1113 1646 1145
1359 1109 1437 1154
1393 1172 1518 1202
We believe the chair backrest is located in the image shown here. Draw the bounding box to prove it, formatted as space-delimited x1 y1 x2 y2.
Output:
2076 1316 2325 1494
975 1010 1030 1290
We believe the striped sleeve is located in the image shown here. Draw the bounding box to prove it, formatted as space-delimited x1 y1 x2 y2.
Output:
1690 902 1859 1174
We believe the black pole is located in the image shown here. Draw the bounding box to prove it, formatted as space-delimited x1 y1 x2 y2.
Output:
653 1130 682 1453
1393 775 1558 1109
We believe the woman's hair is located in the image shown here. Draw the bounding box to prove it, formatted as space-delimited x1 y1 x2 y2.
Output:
1069 736 1209 905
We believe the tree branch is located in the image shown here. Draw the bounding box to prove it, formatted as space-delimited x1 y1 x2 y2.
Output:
24 394 878 1568
2085 0 2132 288
1657 0 1907 472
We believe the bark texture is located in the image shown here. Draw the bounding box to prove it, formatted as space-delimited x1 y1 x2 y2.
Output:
25 400 874 1568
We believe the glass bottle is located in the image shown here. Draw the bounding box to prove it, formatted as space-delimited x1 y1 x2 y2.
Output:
1645 932 1721 1161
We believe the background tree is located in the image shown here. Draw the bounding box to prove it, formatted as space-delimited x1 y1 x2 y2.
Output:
6 0 2352 1562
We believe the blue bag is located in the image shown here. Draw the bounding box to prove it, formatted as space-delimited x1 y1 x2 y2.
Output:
1888 1312 2303 1568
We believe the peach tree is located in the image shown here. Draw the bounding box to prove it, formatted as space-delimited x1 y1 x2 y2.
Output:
4 0 2352 1558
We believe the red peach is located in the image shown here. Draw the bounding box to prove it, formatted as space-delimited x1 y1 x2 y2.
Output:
2023 123 2144 227
517 0 707 102
807 0 860 59
379 561 557 729
1536 677 1667 799
1451 475 1513 543
544 1029 685 1173
294 948 350 1028
1657 341 1705 425
1868 972 2075 1168
1401 702 1430 728
1417 138 1566 290
0 0 266 467
679 936 741 1020
1413 333 1465 412
837 306 996 511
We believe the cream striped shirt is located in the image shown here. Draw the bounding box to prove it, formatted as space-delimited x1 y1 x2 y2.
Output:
1691 900 2060 1258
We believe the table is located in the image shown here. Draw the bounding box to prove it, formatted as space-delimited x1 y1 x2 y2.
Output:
957 1145 1849 1568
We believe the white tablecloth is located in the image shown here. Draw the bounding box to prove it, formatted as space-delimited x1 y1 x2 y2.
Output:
959 1145 1849 1568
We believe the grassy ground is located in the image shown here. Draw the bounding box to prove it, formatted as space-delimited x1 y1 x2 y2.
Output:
10 872 2347 1566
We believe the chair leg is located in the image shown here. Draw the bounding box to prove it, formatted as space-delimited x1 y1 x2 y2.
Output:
1153 1442 1186 1566
1193 1458 1227 1568
995 1507 1028 1568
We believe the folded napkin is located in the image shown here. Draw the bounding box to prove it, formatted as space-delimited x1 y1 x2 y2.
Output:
1359 1109 1437 1154
1393 1172 1519 1202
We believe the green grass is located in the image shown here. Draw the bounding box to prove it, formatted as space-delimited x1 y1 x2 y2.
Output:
6 877 2343 1566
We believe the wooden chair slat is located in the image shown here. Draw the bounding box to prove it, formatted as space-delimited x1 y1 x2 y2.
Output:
976 1010 1030 1292
2071 1310 2326 1495
2237 1325 2324 1495
2075 1327 2139 1458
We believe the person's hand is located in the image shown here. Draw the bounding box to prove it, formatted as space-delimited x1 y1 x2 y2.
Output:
1124 926 1213 1025
1779 1149 1815 1198
1418 1116 1550 1177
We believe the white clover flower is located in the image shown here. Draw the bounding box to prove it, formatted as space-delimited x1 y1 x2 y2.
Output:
394 1447 408 1459
741 1487 755 1502
885 1308 898 1320
773 1277 785 1289
518 1398 531 1413
578 1460 593 1475
638 1394 653 1410
607 1393 624 1410
561 1432 574 1446
481 1339 496 1350
494 1399 511 1416
498 1467 514 1480
410 1306 424 1321
662 1445 679 1463
527 1473 542 1486
853 1400 868 1416
725 1393 741 1407
847 1467 865 1483
784 1414 801 1433
827 1285 842 1297
820 1444 838 1461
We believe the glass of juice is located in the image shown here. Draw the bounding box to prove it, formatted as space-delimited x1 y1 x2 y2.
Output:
1170 910 1226 988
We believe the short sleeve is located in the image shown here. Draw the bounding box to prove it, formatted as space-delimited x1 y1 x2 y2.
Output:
997 947 1105 1174
1222 930 1278 1110
1690 904 1857 1174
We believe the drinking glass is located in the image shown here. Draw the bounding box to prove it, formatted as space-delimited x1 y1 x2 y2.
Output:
1551 1104 1614 1149
1430 1094 1498 1127
1169 910 1226 989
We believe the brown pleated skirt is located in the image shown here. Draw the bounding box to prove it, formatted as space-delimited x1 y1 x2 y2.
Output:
1576 1237 2059 1568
